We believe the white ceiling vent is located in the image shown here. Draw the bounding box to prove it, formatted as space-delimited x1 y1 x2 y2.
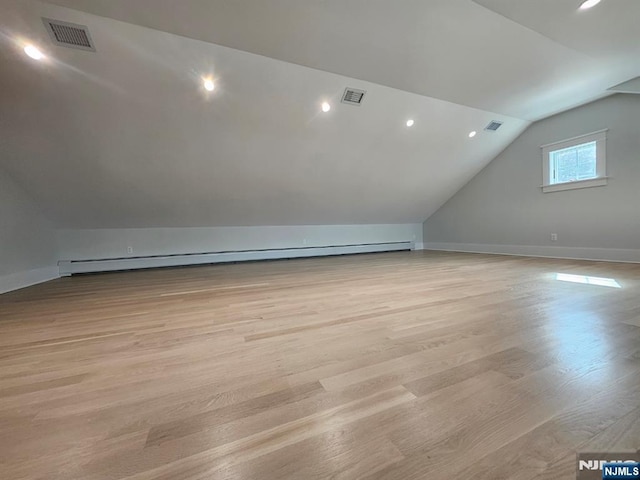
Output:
484 120 503 131
43 18 95 52
341 88 366 106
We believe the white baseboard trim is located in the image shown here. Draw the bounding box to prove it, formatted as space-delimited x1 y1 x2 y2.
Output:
424 242 640 264
0 266 60 294
413 242 425 251
59 242 414 275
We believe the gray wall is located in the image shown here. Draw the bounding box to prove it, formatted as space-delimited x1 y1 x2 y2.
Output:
424 94 640 260
0 169 57 291
56 224 423 261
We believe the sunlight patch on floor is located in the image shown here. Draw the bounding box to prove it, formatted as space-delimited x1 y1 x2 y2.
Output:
555 273 621 288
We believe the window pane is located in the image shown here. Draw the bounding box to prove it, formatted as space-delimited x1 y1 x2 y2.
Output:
550 141 596 184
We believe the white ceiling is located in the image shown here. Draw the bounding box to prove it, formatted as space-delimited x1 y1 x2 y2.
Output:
44 0 640 120
0 0 637 229
609 77 640 94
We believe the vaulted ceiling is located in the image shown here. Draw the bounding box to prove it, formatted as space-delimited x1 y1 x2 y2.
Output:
1 0 638 228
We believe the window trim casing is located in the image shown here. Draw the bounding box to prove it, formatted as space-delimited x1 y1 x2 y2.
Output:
541 129 608 193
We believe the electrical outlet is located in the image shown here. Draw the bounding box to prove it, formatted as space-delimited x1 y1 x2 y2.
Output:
550 233 558 242
127 246 133 254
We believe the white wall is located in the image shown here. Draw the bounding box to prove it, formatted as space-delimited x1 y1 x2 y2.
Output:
423 94 640 263
57 224 423 261
0 169 58 293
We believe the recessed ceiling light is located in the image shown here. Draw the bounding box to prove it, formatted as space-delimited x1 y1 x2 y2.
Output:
24 44 44 60
203 78 215 91
321 102 331 113
579 0 601 10
406 119 415 127
468 131 477 138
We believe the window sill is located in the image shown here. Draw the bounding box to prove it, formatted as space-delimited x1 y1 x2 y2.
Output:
542 177 608 193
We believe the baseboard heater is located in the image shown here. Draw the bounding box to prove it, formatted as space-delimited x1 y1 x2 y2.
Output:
58 242 414 276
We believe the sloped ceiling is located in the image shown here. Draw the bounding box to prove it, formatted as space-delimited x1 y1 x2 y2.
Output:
43 0 640 120
0 0 638 228
609 77 640 94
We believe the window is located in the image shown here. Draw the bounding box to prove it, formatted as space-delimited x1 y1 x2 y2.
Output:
541 129 607 193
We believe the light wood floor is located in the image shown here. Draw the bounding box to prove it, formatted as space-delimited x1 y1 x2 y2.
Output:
0 251 639 480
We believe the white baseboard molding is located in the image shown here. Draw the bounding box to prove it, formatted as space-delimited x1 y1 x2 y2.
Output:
59 242 414 275
0 266 60 294
413 242 425 251
424 242 640 264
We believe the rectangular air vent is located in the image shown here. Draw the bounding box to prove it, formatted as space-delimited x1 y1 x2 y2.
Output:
341 88 366 106
485 120 503 131
43 18 95 51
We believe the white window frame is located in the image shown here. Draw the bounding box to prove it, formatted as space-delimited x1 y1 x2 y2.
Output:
541 129 608 193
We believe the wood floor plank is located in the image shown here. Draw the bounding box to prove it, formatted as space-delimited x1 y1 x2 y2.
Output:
0 250 638 479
